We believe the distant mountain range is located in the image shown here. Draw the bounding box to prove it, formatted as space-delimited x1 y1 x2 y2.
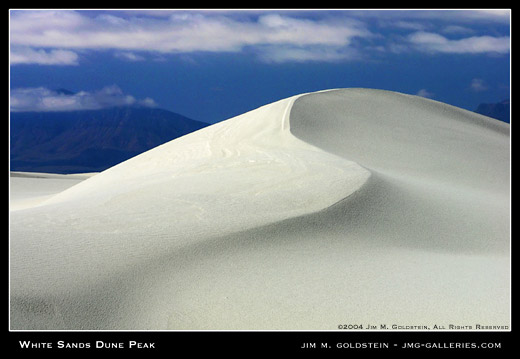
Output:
10 96 509 174
10 106 209 173
475 100 510 124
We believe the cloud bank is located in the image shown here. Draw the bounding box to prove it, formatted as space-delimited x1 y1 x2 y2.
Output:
10 85 157 112
407 32 510 54
10 11 370 64
9 10 510 65
470 78 488 92
416 89 434 98
10 47 79 65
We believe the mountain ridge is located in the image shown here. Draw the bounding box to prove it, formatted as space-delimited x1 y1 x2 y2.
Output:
10 106 209 173
475 99 510 123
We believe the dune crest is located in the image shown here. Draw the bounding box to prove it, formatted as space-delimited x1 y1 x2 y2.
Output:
34 93 370 233
10 89 509 330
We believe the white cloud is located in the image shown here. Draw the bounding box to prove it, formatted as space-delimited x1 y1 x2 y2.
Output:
407 32 510 54
470 78 488 92
114 52 146 61
350 9 510 24
10 46 79 65
416 89 434 98
464 9 510 23
257 44 360 63
378 20 429 31
9 10 371 63
139 97 157 107
8 10 511 64
10 85 157 112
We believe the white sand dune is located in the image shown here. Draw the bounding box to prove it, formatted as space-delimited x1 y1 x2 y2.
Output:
9 89 510 330
9 172 97 211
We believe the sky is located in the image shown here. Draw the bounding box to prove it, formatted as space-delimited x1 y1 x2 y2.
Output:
9 9 511 124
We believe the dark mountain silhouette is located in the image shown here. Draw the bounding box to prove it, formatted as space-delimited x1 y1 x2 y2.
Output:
475 100 510 123
10 106 209 174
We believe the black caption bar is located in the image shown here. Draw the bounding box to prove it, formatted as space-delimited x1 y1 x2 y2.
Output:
7 330 513 355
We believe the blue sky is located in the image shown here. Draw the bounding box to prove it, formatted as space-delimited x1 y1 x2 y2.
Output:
9 9 510 124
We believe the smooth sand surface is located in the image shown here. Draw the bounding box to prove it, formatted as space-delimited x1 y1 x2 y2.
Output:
9 172 96 211
10 89 510 330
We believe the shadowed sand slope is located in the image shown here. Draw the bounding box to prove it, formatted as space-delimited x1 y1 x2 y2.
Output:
290 89 510 254
10 89 509 330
